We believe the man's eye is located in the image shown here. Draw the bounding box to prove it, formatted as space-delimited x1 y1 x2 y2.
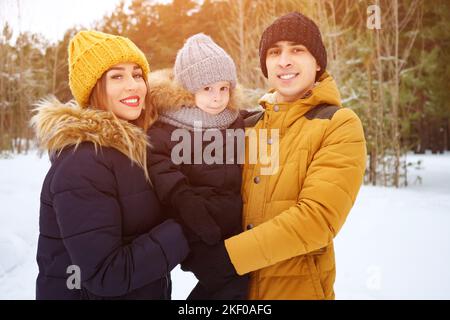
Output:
293 47 305 53
268 50 279 56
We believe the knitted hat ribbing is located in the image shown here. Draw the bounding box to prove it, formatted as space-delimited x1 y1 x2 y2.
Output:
174 33 237 93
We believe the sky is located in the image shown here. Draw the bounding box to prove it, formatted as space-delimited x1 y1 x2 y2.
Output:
0 0 149 44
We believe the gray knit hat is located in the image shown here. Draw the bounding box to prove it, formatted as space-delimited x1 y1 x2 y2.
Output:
174 33 237 93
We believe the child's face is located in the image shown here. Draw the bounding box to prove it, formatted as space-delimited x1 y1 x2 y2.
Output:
266 41 320 103
194 81 230 115
104 62 147 121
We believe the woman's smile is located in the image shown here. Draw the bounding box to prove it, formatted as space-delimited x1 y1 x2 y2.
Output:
120 95 140 107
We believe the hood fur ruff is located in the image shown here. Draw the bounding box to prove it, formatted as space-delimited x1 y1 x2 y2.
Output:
147 68 247 112
31 97 149 177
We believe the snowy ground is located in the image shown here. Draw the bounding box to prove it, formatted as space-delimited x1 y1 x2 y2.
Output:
0 151 449 299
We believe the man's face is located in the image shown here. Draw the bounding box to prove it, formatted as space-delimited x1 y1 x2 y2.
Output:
266 41 320 103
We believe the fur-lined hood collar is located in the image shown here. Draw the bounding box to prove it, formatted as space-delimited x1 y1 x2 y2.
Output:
31 97 149 174
147 68 243 112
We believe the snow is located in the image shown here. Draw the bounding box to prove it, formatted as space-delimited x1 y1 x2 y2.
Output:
334 152 450 299
0 151 449 300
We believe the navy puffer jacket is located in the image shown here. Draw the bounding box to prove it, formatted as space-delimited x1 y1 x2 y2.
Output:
33 98 189 300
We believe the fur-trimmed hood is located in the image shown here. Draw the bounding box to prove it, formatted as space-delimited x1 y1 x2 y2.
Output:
147 68 249 113
31 97 149 175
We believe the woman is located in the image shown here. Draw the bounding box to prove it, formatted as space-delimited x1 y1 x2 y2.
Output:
32 30 189 300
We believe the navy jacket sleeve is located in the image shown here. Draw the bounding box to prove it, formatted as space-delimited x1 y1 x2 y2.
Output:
50 147 188 297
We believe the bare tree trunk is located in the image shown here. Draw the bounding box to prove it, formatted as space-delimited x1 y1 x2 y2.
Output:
374 0 386 186
0 39 5 150
366 53 378 185
238 0 245 79
392 0 401 187
16 0 24 154
446 118 450 151
52 44 59 94
315 0 341 84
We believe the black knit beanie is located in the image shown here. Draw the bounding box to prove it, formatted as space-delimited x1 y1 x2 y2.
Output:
259 12 327 80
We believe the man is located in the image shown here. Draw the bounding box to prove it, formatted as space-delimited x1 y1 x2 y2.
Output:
184 12 366 300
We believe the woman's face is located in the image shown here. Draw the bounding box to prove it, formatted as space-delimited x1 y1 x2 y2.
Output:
104 62 147 121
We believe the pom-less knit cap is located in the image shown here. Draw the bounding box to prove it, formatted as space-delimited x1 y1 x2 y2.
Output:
68 30 150 107
259 12 327 80
174 33 237 94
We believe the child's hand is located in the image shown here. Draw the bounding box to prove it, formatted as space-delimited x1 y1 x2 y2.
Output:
204 191 243 238
181 241 244 292
175 190 221 245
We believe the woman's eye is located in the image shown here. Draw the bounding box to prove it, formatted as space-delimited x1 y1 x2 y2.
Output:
133 74 143 79
111 74 122 79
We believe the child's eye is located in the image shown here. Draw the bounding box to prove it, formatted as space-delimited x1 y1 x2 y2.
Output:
203 87 211 91
220 87 229 91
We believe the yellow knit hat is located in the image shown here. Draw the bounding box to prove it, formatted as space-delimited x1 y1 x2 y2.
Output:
68 30 150 107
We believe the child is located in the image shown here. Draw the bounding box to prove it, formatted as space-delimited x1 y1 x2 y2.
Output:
33 30 189 299
147 33 249 300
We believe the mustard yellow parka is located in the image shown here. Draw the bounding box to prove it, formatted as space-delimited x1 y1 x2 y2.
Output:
224 73 367 299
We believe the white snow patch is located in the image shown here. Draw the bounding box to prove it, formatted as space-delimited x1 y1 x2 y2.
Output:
0 151 449 299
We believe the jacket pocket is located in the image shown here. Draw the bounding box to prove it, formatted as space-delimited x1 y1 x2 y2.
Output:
306 255 326 300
